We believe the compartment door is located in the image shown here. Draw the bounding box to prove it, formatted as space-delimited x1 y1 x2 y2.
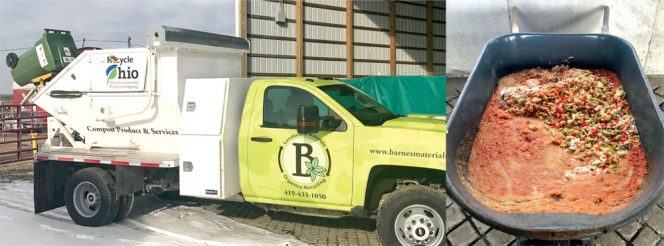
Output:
179 135 222 199
179 78 228 199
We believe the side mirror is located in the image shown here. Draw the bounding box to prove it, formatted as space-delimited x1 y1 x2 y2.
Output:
297 105 319 134
320 116 342 131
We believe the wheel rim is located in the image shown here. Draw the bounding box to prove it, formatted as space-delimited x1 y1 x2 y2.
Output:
73 181 101 218
394 204 445 246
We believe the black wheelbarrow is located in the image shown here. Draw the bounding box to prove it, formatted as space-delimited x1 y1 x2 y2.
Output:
446 7 664 240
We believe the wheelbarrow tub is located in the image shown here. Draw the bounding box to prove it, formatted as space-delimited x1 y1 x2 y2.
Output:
446 33 664 239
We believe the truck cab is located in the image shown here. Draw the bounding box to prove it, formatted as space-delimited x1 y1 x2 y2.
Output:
239 78 445 211
239 78 446 245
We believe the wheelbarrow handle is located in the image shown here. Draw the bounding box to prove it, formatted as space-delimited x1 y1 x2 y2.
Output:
510 6 610 34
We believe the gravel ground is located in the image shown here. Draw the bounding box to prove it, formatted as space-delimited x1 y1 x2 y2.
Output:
0 160 33 182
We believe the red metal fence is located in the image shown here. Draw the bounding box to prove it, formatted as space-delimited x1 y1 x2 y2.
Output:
0 103 48 164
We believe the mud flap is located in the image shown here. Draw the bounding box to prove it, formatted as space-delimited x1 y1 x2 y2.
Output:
34 161 68 214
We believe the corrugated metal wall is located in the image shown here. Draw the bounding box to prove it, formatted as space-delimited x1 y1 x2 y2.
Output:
242 0 445 78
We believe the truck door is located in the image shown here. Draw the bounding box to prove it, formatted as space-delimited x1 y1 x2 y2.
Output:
246 85 354 209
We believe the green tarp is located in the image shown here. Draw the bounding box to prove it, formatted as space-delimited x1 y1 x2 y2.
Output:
342 76 446 116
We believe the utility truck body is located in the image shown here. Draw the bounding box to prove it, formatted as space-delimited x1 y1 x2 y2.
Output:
23 26 446 246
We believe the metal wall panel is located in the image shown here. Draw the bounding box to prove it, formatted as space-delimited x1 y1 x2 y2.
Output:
433 37 445 50
305 43 346 58
306 0 347 8
396 2 427 18
354 13 389 29
397 64 428 75
304 6 345 25
432 0 445 8
250 38 296 56
433 23 445 35
354 29 390 45
248 18 296 38
305 24 346 41
355 62 391 76
434 51 445 64
248 0 296 18
434 9 445 21
433 29 445 36
353 1 389 14
434 65 445 76
396 18 427 34
244 0 441 77
249 57 296 74
305 60 346 75
396 33 427 48
397 48 426 62
354 45 390 61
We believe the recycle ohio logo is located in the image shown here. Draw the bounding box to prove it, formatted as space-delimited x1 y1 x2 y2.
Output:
279 134 331 186
104 55 139 85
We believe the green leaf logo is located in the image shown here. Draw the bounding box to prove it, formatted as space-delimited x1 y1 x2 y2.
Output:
106 64 118 84
305 157 327 182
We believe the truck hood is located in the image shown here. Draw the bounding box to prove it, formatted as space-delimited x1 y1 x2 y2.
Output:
381 114 446 132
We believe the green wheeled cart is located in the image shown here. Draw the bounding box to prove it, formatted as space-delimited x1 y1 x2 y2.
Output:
6 29 77 86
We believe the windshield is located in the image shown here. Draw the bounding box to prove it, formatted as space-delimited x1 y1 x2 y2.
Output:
319 84 398 126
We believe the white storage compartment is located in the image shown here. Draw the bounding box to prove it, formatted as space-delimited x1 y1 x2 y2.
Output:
179 78 254 199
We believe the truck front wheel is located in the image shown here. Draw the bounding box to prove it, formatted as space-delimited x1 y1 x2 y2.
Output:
64 168 119 227
377 185 446 246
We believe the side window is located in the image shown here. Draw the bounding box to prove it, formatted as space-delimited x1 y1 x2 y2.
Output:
263 87 346 131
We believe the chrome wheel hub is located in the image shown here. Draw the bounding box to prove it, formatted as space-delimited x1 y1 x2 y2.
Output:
73 181 101 218
395 204 444 246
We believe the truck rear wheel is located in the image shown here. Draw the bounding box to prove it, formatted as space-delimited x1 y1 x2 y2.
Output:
377 185 446 246
65 167 119 227
113 194 134 222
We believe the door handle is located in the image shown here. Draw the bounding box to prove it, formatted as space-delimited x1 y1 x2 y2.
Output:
50 90 82 98
251 137 272 142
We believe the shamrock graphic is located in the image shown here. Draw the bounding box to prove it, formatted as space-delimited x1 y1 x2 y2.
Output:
305 157 327 182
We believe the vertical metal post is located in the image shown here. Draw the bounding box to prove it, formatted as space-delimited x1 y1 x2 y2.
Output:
295 0 304 77
16 105 22 161
426 0 434 75
238 0 248 78
389 0 396 75
346 0 354 79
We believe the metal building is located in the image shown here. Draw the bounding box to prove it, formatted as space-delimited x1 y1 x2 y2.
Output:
236 0 445 78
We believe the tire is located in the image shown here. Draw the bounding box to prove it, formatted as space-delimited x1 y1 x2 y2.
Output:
377 185 446 246
113 194 134 222
65 167 120 227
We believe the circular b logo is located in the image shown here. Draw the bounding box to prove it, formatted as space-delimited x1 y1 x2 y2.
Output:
279 134 331 185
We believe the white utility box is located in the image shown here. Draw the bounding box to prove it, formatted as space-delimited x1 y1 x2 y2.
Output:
178 78 254 199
